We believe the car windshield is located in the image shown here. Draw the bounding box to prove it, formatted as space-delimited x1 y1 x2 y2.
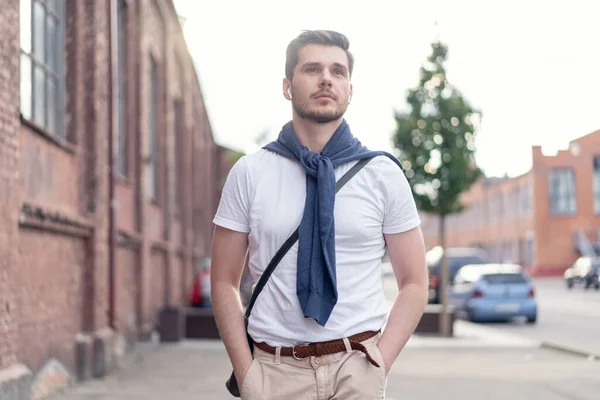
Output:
429 256 487 276
482 274 527 285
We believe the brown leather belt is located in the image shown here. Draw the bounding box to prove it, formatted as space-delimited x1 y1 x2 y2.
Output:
254 330 380 367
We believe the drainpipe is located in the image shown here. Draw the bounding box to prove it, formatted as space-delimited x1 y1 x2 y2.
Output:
107 0 117 330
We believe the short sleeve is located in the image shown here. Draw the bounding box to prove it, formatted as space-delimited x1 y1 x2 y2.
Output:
213 156 251 233
380 160 421 234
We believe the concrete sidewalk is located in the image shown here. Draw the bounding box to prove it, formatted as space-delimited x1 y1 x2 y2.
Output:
50 323 600 400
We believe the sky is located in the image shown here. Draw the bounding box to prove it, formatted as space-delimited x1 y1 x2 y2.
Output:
174 0 599 178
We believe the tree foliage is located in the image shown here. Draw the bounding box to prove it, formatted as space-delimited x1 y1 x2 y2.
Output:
393 41 482 217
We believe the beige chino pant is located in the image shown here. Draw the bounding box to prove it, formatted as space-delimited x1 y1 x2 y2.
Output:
240 333 387 400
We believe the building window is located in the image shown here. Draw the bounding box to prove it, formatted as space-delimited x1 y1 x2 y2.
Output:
489 196 495 220
548 168 576 215
115 0 128 176
520 183 532 215
498 194 504 218
518 239 525 265
506 190 516 217
147 56 158 201
594 156 600 214
500 241 513 263
525 237 534 266
20 0 65 138
518 237 534 266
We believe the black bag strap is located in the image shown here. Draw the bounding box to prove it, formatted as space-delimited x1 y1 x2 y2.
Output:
244 156 375 320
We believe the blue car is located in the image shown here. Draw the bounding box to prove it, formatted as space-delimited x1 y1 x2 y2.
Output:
449 264 538 323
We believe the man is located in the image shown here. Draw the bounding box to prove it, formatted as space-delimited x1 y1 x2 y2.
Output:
211 30 428 399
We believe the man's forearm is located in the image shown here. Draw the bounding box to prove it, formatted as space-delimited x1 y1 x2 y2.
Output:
211 281 253 378
378 282 428 369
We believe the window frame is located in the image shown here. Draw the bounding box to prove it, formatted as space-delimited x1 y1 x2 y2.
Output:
548 168 577 215
115 0 129 177
19 0 66 141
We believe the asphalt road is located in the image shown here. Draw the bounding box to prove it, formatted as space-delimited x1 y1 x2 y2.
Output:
382 272 600 357
479 277 600 357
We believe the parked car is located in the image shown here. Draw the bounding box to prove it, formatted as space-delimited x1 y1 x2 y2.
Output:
564 257 600 290
426 246 489 304
449 263 537 323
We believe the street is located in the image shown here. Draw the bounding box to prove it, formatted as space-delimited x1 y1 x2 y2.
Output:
51 339 600 400
384 271 600 358
47 274 600 400
481 277 600 357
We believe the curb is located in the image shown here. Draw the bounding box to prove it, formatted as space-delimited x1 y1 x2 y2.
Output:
540 341 599 361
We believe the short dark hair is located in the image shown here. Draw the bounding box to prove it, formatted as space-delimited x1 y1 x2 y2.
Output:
285 30 354 80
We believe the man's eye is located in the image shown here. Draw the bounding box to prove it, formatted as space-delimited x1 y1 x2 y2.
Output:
334 69 344 75
307 67 319 73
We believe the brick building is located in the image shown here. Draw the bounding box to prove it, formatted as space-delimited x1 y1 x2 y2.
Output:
0 1 230 398
421 129 600 277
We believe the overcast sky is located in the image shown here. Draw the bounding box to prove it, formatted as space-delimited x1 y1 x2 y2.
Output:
174 0 599 178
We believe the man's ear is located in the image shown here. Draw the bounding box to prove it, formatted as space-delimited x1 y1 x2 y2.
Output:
283 78 292 101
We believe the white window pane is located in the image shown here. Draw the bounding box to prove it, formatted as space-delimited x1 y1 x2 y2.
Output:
20 54 32 119
33 65 45 127
47 0 57 14
47 77 56 135
20 0 32 53
33 1 45 61
46 16 57 71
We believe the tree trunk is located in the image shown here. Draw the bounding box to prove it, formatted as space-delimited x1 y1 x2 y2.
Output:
439 215 452 337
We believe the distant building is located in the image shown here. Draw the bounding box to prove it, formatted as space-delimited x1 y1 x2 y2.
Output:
421 129 600 277
0 1 235 399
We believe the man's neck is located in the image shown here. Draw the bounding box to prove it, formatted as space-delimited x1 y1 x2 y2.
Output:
292 117 343 154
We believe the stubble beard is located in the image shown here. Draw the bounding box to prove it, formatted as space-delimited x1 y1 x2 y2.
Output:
293 99 347 124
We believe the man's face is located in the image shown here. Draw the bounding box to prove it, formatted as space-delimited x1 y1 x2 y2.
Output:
285 44 352 124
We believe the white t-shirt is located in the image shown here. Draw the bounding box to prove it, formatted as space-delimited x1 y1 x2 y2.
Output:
213 149 420 347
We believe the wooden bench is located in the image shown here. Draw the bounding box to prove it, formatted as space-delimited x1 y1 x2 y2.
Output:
414 304 455 336
184 307 221 339
159 303 455 342
157 306 221 342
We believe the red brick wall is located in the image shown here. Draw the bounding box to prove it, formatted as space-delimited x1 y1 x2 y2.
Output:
0 0 20 371
531 135 600 274
16 231 86 373
149 249 166 326
422 173 534 256
421 130 600 276
0 0 228 391
115 247 140 347
10 0 111 382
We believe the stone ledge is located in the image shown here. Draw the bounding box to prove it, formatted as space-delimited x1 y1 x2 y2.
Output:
415 304 455 336
184 307 220 339
0 363 33 400
30 359 72 400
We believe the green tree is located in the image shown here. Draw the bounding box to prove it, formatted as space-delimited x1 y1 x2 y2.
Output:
392 40 483 336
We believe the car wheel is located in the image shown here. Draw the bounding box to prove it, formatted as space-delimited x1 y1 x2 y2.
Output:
527 315 537 324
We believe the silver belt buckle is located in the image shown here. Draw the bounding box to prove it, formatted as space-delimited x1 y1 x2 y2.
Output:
292 342 311 360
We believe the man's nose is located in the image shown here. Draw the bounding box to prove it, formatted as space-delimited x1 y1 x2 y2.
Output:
319 71 333 87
